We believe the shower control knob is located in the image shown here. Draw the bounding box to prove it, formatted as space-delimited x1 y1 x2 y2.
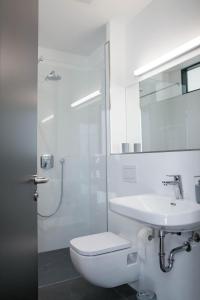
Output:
33 191 39 202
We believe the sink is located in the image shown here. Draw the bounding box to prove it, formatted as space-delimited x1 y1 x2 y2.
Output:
109 194 200 232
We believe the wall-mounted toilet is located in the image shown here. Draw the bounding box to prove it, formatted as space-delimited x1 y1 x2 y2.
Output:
70 232 139 288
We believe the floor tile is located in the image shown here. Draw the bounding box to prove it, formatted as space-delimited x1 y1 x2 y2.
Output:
38 248 137 300
114 284 137 299
39 278 127 300
38 248 80 287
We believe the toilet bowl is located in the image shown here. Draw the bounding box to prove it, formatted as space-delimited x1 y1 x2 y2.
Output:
70 232 139 288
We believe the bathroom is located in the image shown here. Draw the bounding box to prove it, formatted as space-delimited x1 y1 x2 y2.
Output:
1 0 200 300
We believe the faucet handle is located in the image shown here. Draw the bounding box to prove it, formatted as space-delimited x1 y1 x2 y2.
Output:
166 175 181 180
163 175 183 199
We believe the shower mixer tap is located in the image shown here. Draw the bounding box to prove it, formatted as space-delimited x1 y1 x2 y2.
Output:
40 154 54 169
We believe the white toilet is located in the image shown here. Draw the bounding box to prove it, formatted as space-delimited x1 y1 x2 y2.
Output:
70 232 139 288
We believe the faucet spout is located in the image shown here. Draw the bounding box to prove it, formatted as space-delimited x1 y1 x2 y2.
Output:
162 175 184 199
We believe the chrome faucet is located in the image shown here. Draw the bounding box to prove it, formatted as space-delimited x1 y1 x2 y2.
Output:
162 175 183 199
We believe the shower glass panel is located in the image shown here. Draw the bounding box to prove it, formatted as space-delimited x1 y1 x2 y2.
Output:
37 46 107 253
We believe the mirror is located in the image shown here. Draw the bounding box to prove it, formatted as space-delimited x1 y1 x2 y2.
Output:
110 54 200 154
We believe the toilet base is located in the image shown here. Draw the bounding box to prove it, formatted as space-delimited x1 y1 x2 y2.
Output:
70 246 139 288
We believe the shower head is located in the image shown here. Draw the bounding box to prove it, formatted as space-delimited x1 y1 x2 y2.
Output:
45 70 62 81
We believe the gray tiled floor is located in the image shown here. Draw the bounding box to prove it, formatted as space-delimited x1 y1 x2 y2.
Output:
39 278 137 300
38 248 137 300
38 248 80 287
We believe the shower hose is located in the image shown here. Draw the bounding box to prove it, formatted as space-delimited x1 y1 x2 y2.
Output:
37 158 65 218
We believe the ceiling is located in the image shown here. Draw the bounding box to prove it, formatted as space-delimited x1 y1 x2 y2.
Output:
39 0 152 56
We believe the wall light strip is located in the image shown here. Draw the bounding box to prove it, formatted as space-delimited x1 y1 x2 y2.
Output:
71 90 101 108
41 114 54 123
134 35 200 76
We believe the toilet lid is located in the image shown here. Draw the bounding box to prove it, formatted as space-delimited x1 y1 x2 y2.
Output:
70 232 131 256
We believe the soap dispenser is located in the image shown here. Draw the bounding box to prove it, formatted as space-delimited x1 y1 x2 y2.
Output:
194 176 200 204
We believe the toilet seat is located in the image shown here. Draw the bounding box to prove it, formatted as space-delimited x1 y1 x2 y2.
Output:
70 232 131 256
70 232 140 288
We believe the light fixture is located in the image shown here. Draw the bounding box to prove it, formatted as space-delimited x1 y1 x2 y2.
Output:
134 35 200 76
41 114 54 123
71 90 101 108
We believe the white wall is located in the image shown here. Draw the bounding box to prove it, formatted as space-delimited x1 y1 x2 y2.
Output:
108 1 200 299
108 21 127 153
126 83 142 150
37 46 107 252
126 0 200 85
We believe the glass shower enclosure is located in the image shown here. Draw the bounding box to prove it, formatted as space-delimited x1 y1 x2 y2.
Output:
37 45 107 253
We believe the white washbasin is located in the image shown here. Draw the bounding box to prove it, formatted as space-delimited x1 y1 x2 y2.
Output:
109 194 200 232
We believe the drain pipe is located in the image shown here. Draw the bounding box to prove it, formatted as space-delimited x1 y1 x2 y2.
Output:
159 230 191 273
